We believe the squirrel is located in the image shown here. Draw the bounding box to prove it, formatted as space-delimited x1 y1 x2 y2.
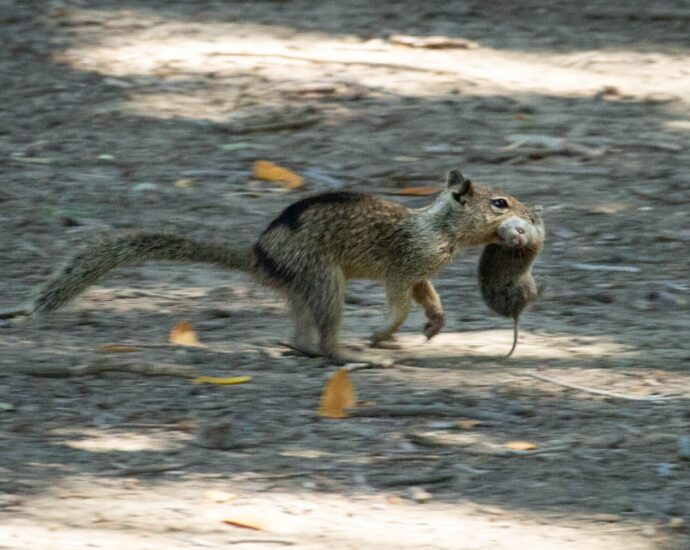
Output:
478 206 545 358
6 170 537 361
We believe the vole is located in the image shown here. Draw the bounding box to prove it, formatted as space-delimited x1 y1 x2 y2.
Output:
478 206 545 358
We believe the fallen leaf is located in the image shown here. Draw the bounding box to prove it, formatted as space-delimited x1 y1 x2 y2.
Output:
456 419 482 429
97 344 141 354
169 320 205 348
386 186 442 196
222 513 267 531
193 375 252 385
505 440 538 451
253 160 304 189
319 368 356 419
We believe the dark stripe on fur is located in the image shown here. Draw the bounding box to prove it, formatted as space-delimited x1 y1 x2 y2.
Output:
252 243 295 284
264 191 365 232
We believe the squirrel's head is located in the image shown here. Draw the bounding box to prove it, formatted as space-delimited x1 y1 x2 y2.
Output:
439 169 537 248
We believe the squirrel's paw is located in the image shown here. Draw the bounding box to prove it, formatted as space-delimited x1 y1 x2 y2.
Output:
369 331 400 349
423 313 444 340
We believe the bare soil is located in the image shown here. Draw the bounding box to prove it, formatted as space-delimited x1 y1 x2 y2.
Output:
0 1 689 549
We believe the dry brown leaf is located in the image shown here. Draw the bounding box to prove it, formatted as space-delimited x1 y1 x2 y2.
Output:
97 344 141 353
389 186 442 196
253 160 304 189
456 419 482 429
193 375 252 385
319 368 356 419
169 320 204 347
222 513 266 531
505 440 538 451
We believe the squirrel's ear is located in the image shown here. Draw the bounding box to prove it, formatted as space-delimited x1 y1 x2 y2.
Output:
446 169 464 188
447 170 473 204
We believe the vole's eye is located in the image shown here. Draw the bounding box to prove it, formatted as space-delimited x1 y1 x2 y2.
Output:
491 198 509 209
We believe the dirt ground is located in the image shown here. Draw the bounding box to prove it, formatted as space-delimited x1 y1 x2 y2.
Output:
1 1 689 549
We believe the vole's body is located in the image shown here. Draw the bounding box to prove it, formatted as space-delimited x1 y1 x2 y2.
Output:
29 170 535 360
478 208 545 358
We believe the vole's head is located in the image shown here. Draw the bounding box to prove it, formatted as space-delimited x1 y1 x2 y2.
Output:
496 205 545 249
441 169 534 247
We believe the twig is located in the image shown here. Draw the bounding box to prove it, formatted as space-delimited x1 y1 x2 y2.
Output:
371 472 455 488
225 115 322 134
569 262 640 273
111 462 191 476
239 472 310 481
347 405 457 417
208 50 455 75
348 405 509 422
18 359 198 378
521 371 680 402
0 306 29 319
74 358 198 378
631 189 690 206
224 540 295 546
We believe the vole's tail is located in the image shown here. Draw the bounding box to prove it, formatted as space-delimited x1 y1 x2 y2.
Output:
32 232 254 314
504 317 519 359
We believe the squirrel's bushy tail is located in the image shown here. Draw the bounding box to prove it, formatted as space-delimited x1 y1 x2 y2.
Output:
32 232 253 314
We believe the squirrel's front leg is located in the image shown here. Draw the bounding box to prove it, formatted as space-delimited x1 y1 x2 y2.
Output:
412 279 444 340
371 281 412 345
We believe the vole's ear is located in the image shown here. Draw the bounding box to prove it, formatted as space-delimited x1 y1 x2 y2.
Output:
446 170 473 205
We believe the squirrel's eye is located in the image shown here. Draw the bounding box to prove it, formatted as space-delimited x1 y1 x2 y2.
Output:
491 198 509 209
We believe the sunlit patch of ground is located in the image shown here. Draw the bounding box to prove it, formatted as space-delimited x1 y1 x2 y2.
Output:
50 8 689 125
396 330 634 360
0 477 666 550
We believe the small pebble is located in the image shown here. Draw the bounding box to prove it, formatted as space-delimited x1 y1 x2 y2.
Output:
641 525 656 536
197 420 238 450
130 182 160 193
678 435 690 460
553 227 576 239
406 486 432 503
655 463 676 477
648 291 686 307
668 517 685 530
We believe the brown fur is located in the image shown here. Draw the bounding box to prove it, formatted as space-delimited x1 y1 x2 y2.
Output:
28 170 535 361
